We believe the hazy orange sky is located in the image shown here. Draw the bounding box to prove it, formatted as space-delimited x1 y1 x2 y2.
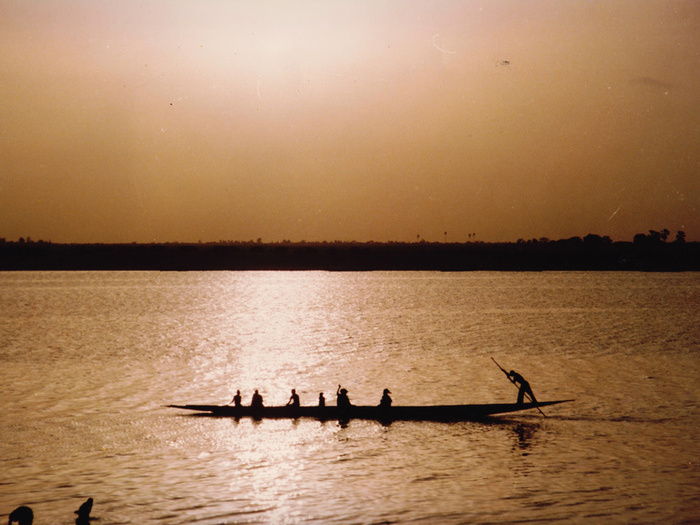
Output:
1 1 699 243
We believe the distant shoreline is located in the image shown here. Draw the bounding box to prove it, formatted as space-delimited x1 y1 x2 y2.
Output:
1 239 698 271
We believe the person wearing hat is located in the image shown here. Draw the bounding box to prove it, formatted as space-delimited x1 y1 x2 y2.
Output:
379 388 392 408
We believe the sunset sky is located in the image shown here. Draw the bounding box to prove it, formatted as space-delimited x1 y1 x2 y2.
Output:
1 1 699 243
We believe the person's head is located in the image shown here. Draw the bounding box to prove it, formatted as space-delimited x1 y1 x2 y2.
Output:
291 389 296 394
383 388 391 394
340 388 347 395
509 370 515 376
237 390 240 395
9 506 33 525
254 389 259 394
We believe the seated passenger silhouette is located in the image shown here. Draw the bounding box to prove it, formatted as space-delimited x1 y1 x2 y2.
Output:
336 385 351 410
286 389 300 407
318 392 325 407
231 390 242 407
507 370 538 404
379 388 392 408
251 389 264 408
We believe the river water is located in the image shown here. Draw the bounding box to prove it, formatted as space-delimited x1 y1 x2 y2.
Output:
1 271 698 524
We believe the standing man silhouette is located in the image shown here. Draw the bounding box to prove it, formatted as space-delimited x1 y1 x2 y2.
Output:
507 370 538 404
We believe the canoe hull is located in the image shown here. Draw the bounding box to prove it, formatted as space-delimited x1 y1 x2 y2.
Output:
168 400 573 422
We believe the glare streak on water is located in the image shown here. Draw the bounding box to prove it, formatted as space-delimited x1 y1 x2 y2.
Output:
0 271 699 524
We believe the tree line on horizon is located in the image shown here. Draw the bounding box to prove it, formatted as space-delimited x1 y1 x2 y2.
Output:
0 229 689 247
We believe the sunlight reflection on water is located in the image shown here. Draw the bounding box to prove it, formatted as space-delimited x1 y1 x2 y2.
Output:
1 271 699 523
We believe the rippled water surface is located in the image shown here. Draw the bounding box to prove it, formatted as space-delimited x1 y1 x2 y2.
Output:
1 271 699 524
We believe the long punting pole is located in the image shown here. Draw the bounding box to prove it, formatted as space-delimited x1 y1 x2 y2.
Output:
491 357 547 418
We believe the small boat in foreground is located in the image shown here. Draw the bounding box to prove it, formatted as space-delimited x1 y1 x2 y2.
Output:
168 400 573 422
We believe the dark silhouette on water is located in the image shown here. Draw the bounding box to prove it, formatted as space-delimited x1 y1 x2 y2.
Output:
231 389 242 407
169 370 573 422
74 498 93 525
251 389 264 408
379 388 392 408
491 357 545 417
492 358 545 416
8 506 33 525
336 385 351 409
507 371 537 405
170 399 573 421
286 389 300 407
7 498 93 525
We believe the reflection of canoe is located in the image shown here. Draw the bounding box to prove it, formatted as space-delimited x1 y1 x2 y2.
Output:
168 400 573 422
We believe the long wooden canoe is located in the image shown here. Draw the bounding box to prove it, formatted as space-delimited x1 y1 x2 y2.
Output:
168 400 573 422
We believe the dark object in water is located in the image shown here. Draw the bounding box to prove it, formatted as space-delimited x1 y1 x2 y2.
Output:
74 498 93 524
8 506 33 525
168 400 573 422
7 498 93 525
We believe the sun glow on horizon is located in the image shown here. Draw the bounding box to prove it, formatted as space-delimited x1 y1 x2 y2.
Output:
1 1 698 243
